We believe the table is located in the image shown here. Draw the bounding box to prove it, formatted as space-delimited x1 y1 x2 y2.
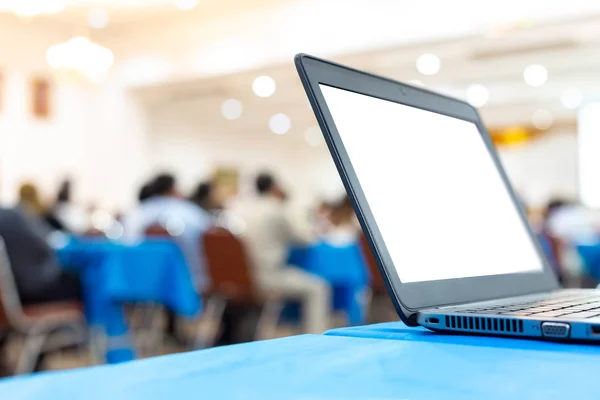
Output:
289 241 369 325
57 237 201 363
2 327 600 399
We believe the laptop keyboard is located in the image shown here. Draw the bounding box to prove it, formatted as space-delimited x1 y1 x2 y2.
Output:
457 292 600 319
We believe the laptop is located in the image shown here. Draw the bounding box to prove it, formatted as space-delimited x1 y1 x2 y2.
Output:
296 53 600 342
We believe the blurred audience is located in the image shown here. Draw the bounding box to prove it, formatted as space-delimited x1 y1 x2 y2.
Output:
123 174 211 287
50 180 90 233
0 207 81 305
190 181 222 214
542 199 600 242
17 183 64 232
239 172 331 334
321 195 359 247
18 183 45 218
138 182 155 204
541 198 600 285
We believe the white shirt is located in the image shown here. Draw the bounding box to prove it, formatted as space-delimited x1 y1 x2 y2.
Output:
547 205 600 243
238 196 313 278
55 202 90 233
321 224 360 247
123 196 212 287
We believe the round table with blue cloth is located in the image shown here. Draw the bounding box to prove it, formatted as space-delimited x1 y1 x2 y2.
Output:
57 237 201 363
288 241 369 325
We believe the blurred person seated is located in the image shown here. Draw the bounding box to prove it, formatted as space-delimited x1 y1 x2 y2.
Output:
320 195 360 247
50 180 90 233
543 199 600 242
123 174 211 287
239 173 331 334
189 181 223 215
542 198 600 285
138 182 155 204
0 207 81 305
18 183 46 218
18 182 64 232
311 200 332 235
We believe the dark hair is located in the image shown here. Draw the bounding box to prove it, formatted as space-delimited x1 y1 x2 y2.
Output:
57 180 71 203
256 173 275 195
329 195 355 226
138 183 154 203
336 195 352 209
190 182 212 208
152 174 176 196
546 199 569 217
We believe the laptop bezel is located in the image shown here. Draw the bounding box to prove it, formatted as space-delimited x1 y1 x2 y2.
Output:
295 53 558 325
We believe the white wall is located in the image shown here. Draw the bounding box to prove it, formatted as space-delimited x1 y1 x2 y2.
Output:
499 130 579 208
0 21 149 212
0 21 85 204
147 101 344 211
148 103 579 212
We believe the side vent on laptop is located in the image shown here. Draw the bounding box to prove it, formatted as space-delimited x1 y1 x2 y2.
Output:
444 315 523 333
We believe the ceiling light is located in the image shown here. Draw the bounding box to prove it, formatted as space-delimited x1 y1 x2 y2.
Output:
46 37 114 82
466 84 489 108
221 99 243 120
174 0 198 10
561 88 583 110
269 114 290 135
304 126 323 147
252 76 276 98
87 8 109 29
416 53 440 76
523 64 548 87
531 109 553 130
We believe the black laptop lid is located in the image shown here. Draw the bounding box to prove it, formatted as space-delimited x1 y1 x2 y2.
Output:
295 54 558 325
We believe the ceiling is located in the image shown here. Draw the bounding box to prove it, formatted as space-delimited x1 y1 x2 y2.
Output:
0 0 289 28
4 1 600 139
135 13 600 148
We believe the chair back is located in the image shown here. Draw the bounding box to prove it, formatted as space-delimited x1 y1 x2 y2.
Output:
203 227 258 303
360 234 387 296
144 224 172 237
0 237 25 328
82 228 106 237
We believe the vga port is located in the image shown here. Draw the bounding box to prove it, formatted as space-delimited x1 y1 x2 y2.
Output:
541 322 570 338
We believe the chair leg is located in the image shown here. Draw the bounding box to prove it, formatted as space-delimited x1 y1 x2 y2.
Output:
88 325 106 365
359 287 373 326
138 304 164 356
194 296 226 349
255 300 283 341
15 331 49 375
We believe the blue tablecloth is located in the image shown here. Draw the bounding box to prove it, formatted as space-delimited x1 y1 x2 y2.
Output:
289 241 369 325
58 238 201 363
3 328 600 399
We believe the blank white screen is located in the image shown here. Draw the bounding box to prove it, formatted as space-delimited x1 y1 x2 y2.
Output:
320 85 544 283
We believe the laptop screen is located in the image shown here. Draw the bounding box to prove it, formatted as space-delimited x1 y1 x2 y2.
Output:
319 84 544 283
